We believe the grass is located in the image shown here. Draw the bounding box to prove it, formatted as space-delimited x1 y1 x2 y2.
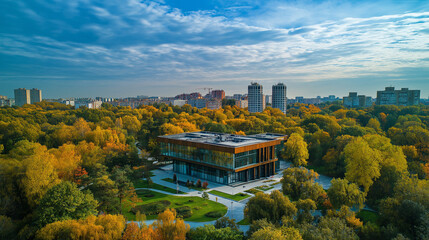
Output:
263 179 276 183
133 179 184 194
270 182 281 186
245 188 263 194
161 178 208 191
237 218 250 225
122 190 227 222
255 185 274 191
209 190 250 201
357 210 379 224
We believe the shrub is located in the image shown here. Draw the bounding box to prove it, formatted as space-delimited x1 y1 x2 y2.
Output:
196 179 202 188
188 199 195 203
194 206 202 210
131 200 171 215
202 182 209 189
175 206 193 218
205 211 224 218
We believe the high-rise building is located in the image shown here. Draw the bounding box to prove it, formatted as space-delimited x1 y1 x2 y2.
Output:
14 88 31 106
248 82 264 113
210 90 225 100
343 92 372 108
30 88 42 104
376 87 420 106
272 83 287 114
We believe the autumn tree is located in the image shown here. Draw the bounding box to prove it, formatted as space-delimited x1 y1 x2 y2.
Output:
343 137 382 192
151 209 190 240
188 225 244 240
282 133 309 166
36 214 125 240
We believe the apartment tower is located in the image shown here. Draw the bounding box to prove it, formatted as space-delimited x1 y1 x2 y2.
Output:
272 83 287 114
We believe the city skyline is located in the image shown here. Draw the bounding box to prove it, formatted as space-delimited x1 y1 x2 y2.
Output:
1 0 428 98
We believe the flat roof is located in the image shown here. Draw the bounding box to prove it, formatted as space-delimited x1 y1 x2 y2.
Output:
158 131 286 148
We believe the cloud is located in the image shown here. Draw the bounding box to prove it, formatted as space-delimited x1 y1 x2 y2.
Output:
0 0 428 98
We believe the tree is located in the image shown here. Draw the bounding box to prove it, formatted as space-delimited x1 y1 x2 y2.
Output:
295 199 317 223
111 167 136 211
281 167 324 201
49 143 81 180
282 133 309 166
249 227 286 240
245 190 296 224
151 209 190 240
214 216 239 231
89 175 121 214
188 225 243 240
35 214 125 240
202 191 209 200
343 137 381 192
34 181 98 227
21 145 60 208
327 178 366 209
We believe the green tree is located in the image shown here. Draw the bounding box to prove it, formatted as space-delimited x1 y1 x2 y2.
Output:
327 178 366 209
214 217 239 231
88 175 121 214
34 181 98 227
281 167 324 201
282 133 309 166
188 225 243 240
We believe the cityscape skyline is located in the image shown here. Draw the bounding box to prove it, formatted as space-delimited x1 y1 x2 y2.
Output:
1 0 428 98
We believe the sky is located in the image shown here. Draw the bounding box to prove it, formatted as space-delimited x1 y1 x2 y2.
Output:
0 0 428 99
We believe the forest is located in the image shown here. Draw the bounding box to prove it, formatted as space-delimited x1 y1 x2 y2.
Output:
0 101 428 240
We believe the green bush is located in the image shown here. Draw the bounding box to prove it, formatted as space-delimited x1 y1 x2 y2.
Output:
131 200 171 215
205 211 224 218
175 206 193 218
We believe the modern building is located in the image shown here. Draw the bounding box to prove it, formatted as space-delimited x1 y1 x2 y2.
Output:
211 90 225 100
272 83 287 114
265 95 271 105
343 92 372 108
248 82 265 113
206 99 222 110
158 131 286 184
376 87 420 106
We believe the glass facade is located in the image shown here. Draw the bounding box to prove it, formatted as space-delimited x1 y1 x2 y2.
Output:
160 141 280 184
160 142 234 169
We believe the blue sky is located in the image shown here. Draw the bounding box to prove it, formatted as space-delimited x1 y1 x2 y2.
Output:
0 0 428 98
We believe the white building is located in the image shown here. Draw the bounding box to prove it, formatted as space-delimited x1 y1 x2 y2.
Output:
173 100 187 107
272 83 287 114
248 82 265 113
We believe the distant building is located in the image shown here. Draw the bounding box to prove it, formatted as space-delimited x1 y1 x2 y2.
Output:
188 98 207 109
14 88 30 106
0 98 14 107
235 99 248 108
206 99 222 110
0 95 7 100
233 94 243 100
30 88 42 104
376 87 420 106
272 83 287 114
265 95 271 105
176 92 202 100
14 88 42 106
75 100 102 109
210 90 225 100
173 100 187 107
62 100 75 106
343 92 372 108
248 82 265 113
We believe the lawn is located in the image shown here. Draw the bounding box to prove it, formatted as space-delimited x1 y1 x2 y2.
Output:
133 179 184 194
209 190 250 201
122 190 227 222
245 188 263 195
255 185 274 191
357 210 379 224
